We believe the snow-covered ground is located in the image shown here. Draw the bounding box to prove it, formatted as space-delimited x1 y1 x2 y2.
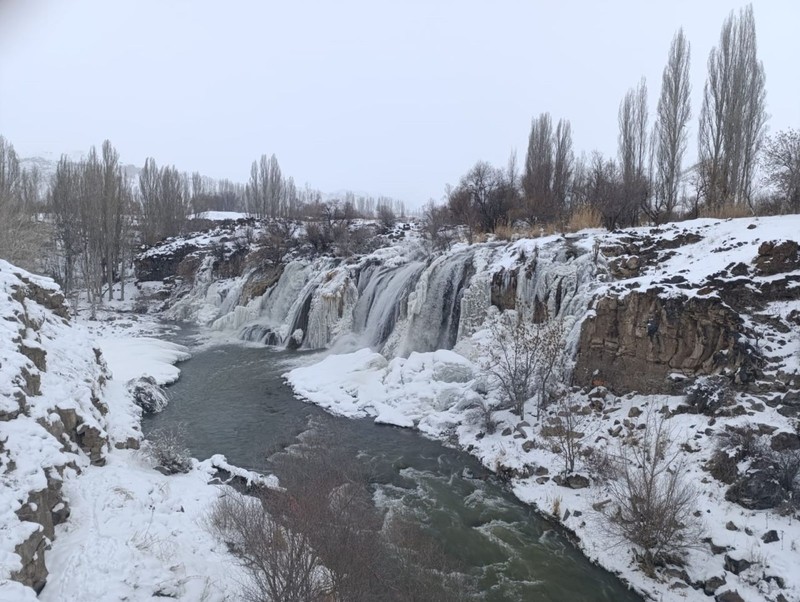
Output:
0 262 265 601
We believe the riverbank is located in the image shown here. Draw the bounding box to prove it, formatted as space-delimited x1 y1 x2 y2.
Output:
286 347 799 602
0 266 263 601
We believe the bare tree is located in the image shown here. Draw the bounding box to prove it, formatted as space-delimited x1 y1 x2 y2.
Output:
138 158 189 245
246 154 296 219
0 137 42 271
650 28 691 223
618 78 649 226
421 200 454 250
450 160 516 234
585 152 623 229
607 408 702 572
50 156 82 295
552 118 574 219
522 114 574 225
762 128 800 211
523 113 554 221
698 5 767 208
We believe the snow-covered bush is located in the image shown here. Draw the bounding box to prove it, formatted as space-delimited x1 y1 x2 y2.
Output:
126 376 169 413
684 375 734 415
143 424 192 474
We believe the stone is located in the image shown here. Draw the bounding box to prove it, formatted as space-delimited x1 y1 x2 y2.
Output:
725 471 786 510
725 521 739 531
770 431 800 452
19 342 47 372
723 554 752 575
521 440 536 453
554 474 590 489
715 591 745 602
627 406 642 418
704 576 726 595
126 376 169 414
501 427 512 436
761 529 779 544
11 527 48 594
754 240 800 276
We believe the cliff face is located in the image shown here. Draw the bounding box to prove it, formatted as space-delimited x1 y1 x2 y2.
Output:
574 290 754 394
0 260 112 594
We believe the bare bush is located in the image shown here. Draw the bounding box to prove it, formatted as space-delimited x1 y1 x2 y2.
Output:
607 409 702 571
144 424 192 474
546 395 593 474
208 492 324 602
481 309 565 418
421 200 454 250
259 219 300 264
210 431 474 602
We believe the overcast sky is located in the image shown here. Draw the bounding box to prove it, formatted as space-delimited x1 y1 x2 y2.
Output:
1 1 798 205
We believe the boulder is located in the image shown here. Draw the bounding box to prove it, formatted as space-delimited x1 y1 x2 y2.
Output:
715 591 745 602
724 554 752 575
725 471 785 510
704 575 726 596
126 376 169 414
770 431 800 452
554 474 590 489
754 240 800 276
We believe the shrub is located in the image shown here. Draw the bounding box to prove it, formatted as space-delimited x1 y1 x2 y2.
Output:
481 309 565 418
607 410 702 571
565 205 603 232
144 424 192 474
209 431 474 602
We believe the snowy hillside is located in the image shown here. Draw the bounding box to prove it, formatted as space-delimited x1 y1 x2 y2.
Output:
0 260 265 601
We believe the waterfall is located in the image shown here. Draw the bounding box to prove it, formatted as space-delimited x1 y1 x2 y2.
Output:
390 249 476 356
351 261 425 349
197 233 599 358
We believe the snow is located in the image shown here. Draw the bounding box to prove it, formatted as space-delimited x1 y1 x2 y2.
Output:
36 453 247 602
0 260 267 601
97 337 190 385
189 211 249 221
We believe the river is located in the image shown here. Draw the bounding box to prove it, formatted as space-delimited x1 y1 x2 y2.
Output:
143 335 641 602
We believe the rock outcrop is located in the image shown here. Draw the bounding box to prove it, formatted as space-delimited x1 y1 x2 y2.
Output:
574 289 756 394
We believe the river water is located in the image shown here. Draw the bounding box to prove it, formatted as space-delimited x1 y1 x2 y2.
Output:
143 336 640 602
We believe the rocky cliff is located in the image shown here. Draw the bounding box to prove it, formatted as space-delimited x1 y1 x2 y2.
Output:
0 260 113 595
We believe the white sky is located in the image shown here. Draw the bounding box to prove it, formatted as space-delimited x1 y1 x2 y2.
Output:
1 0 798 205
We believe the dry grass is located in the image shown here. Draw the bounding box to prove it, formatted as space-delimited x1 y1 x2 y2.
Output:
697 203 753 219
564 205 603 232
